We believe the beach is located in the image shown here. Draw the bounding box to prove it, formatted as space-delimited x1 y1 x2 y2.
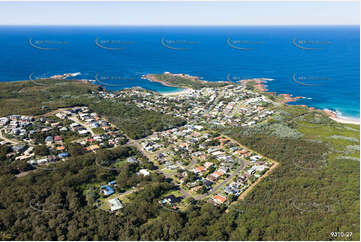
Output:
330 116 360 125
323 109 360 125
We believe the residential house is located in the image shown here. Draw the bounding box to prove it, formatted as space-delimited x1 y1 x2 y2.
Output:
250 155 262 162
58 152 69 159
56 146 66 151
12 144 26 153
193 166 206 174
108 198 123 211
47 155 58 163
88 144 100 152
213 195 227 204
78 129 89 135
127 156 138 164
160 195 182 205
209 170 224 180
203 179 213 189
100 185 114 197
70 123 81 131
139 169 150 176
54 136 63 143
191 186 202 192
247 167 256 175
45 136 54 144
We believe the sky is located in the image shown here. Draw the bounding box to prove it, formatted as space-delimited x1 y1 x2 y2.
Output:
0 1 359 26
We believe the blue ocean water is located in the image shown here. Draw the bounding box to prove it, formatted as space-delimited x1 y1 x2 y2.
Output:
0 26 359 119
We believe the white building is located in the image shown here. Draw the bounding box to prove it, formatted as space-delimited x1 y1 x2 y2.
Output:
139 169 150 176
108 198 123 211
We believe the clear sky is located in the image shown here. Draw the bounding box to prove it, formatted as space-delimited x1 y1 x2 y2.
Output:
0 1 359 26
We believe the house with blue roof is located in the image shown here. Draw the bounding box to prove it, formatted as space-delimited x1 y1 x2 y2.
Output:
100 185 114 197
58 152 69 159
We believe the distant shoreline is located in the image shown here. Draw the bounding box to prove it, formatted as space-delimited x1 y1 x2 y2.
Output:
15 72 361 125
141 74 179 88
324 110 360 125
240 78 360 125
330 116 360 125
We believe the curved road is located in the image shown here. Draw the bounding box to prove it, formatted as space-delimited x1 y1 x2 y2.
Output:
0 129 19 145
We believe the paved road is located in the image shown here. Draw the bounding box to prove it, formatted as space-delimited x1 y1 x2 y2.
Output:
130 126 248 202
202 90 224 117
69 115 95 136
0 129 19 145
118 187 139 199
126 139 151 159
194 159 245 200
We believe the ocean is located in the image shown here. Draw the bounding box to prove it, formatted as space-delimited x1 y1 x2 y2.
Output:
0 26 359 119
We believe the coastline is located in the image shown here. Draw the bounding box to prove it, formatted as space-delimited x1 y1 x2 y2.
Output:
323 109 360 125
141 73 192 95
239 78 305 104
329 116 360 125
142 74 180 88
92 71 360 125
240 78 360 125
6 71 361 125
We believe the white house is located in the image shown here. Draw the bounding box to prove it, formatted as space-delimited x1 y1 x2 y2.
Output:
108 198 123 211
78 129 89 135
139 169 150 176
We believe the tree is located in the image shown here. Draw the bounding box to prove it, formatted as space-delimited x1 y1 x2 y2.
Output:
34 145 49 156
68 143 84 157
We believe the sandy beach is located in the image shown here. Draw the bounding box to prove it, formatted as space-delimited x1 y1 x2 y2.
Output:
330 116 360 125
144 73 360 125
323 109 360 125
